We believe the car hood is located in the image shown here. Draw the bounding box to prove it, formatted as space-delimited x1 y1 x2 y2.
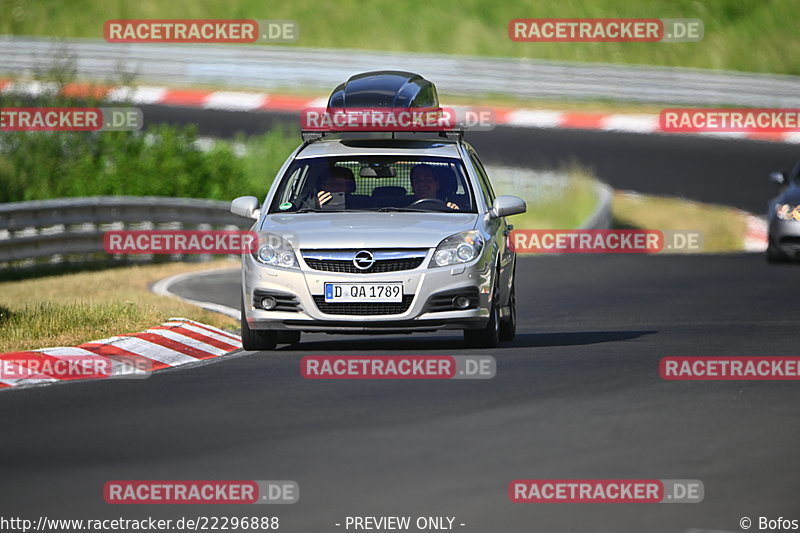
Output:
774 185 800 205
260 212 479 249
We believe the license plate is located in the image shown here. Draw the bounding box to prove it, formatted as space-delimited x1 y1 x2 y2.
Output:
324 282 403 303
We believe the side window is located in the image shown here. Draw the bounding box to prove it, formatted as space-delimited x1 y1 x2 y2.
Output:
468 151 495 206
286 166 310 204
270 164 310 212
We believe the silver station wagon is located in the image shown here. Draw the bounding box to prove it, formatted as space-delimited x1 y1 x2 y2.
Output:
231 71 526 350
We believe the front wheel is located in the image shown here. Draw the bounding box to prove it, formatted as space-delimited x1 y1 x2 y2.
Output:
240 296 277 351
277 330 302 345
499 279 516 342
464 284 500 349
766 242 786 264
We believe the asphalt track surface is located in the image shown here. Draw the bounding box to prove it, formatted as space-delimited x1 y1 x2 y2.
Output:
2 254 800 532
1 107 799 532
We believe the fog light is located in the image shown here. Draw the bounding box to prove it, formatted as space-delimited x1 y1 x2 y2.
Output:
261 296 278 310
453 295 471 309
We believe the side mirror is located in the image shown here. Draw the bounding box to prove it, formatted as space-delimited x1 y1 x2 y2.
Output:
490 195 527 218
231 196 261 219
769 171 786 186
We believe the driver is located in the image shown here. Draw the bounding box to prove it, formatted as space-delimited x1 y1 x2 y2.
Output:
317 166 357 207
409 164 460 210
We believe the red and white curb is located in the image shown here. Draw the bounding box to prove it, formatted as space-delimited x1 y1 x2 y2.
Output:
743 213 769 252
2 79 798 144
0 318 241 390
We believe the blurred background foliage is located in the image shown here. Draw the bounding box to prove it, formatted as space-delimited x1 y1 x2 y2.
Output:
0 0 797 74
0 58 297 203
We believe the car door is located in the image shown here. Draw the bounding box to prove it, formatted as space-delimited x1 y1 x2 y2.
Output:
466 148 515 307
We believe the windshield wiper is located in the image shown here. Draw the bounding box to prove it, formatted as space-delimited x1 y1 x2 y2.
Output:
373 207 429 212
290 207 431 214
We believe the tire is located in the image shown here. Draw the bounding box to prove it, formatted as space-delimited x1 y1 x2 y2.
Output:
766 243 786 264
499 278 516 342
277 331 302 345
464 274 500 349
240 296 277 351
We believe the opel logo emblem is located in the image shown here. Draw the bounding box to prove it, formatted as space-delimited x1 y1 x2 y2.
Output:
353 250 375 270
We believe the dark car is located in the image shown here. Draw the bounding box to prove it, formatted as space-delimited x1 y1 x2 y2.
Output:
767 159 800 263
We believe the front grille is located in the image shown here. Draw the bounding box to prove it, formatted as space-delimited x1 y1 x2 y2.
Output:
304 257 425 274
779 236 800 245
312 295 414 315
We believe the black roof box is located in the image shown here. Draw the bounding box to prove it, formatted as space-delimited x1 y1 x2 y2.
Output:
327 71 439 109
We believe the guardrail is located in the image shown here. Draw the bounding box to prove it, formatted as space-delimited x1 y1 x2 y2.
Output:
1 36 798 106
0 196 252 269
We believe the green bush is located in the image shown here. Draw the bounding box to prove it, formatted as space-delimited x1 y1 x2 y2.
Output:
0 62 297 203
0 120 297 203
0 127 298 203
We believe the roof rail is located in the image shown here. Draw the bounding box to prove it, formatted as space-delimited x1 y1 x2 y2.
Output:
300 130 464 143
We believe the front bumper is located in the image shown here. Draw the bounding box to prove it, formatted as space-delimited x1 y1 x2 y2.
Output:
769 219 800 259
242 251 493 333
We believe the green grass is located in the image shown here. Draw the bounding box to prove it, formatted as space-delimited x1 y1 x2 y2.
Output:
613 190 746 252
0 301 146 351
0 260 239 352
492 165 600 230
1 0 798 75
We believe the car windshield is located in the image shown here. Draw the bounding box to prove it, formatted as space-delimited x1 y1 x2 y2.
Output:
267 155 476 213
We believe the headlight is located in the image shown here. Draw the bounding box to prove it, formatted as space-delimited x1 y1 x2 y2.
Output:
775 204 800 221
430 230 484 267
252 232 298 269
